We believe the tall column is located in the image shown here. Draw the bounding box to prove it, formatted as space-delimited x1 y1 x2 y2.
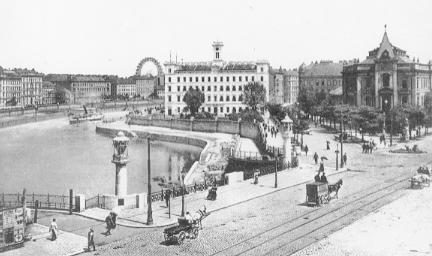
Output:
282 133 291 168
375 73 380 108
393 71 398 107
356 76 361 106
115 164 128 196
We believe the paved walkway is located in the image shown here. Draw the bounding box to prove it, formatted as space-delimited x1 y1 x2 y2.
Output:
3 223 87 256
78 163 347 228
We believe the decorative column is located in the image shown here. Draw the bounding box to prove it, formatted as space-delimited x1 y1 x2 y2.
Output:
112 131 130 196
392 70 398 107
281 115 293 168
375 73 380 108
356 76 361 106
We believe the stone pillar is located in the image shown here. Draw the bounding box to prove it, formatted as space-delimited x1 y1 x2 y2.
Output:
375 73 380 108
115 163 128 196
356 76 361 106
282 133 291 168
75 194 86 212
393 71 398 107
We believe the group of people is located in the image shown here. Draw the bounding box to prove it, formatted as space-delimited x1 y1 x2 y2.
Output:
314 171 328 183
362 140 376 154
49 218 96 252
263 122 279 138
105 212 118 235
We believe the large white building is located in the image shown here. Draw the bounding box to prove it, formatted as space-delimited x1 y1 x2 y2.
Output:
164 42 270 116
0 69 22 108
71 76 111 104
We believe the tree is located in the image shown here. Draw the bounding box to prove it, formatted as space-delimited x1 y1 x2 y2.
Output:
54 88 67 104
242 82 266 111
182 87 204 116
266 103 285 122
297 88 316 115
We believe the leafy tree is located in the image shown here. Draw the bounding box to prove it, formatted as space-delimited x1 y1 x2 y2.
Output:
297 88 316 115
54 88 67 104
182 87 204 116
266 103 285 122
242 82 266 111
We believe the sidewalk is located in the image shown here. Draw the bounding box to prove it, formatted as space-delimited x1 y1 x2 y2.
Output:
78 163 348 228
2 223 87 256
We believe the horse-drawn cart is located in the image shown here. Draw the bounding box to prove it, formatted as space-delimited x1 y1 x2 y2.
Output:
306 179 343 206
163 211 210 244
409 166 431 189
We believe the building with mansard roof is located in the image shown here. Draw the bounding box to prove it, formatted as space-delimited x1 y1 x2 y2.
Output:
164 42 270 116
343 30 432 110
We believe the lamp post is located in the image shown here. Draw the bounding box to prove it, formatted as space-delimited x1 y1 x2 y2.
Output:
274 156 278 188
335 145 340 171
339 110 344 168
179 157 185 217
146 137 153 225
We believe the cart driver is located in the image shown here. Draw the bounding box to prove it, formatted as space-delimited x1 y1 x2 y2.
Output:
185 212 195 224
320 172 328 183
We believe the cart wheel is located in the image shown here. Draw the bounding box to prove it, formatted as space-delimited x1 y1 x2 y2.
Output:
178 231 186 245
192 228 199 239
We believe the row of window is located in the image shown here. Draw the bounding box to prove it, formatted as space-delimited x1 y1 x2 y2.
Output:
74 88 110 92
168 85 243 93
168 94 243 103
169 106 244 115
167 75 265 83
303 79 341 87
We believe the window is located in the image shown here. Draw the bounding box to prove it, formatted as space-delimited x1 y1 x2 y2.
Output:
201 86 205 91
260 67 264 72
168 86 171 92
220 107 223 113
214 86 217 91
177 86 180 91
183 77 186 82
226 86 230 91
260 76 264 82
207 107 211 112
195 86 199 91
382 73 390 87
168 77 171 82
178 107 180 113
245 76 248 82
239 76 242 82
214 77 217 82
183 86 186 91
189 77 192 82
220 77 223 82
402 80 407 89
321 81 325 86
208 77 211 82
227 76 230 82
214 96 217 101
168 96 171 102
195 77 198 82
177 77 180 82
233 76 236 82
239 86 242 91
207 86 211 91
252 76 255 82
201 77 205 82
226 96 230 101
226 107 229 113
233 86 236 91
214 107 217 113
177 96 180 102
239 107 243 112
207 96 211 102
220 96 224 101
239 95 243 101
220 86 223 91
233 96 236 101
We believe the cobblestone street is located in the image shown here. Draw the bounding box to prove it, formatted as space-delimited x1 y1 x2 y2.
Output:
76 125 432 256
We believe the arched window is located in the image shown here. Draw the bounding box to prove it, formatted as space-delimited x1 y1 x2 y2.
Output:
382 73 390 87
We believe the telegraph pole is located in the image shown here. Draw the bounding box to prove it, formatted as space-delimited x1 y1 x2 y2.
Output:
147 137 153 225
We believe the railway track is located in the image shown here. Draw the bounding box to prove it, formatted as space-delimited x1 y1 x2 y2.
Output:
209 173 411 256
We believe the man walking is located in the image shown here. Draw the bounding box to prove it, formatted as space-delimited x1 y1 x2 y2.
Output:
304 145 309 156
88 228 96 251
313 152 319 165
49 218 58 241
343 153 347 166
165 189 172 208
326 140 330 150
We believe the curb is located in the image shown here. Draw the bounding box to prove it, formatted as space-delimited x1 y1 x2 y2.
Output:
74 168 349 229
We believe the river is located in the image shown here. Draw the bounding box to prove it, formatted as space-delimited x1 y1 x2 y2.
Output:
0 116 202 196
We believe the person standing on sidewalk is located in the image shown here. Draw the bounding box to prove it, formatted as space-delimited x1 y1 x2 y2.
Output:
343 153 347 166
165 189 172 207
313 152 319 164
88 228 96 251
326 140 330 150
49 218 58 241
304 145 309 156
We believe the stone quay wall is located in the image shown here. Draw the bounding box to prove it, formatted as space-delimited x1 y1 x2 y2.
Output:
128 115 260 140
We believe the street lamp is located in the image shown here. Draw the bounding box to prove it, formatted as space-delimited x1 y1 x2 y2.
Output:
274 156 278 188
335 145 340 171
147 137 153 225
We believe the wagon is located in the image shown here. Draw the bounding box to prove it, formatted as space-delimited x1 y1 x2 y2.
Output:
306 182 330 206
409 166 431 189
163 211 210 245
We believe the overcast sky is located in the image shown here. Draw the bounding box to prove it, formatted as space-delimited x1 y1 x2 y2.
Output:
1 0 431 77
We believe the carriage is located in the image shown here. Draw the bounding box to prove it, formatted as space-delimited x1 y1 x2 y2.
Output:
163 212 210 244
306 179 343 206
409 166 431 189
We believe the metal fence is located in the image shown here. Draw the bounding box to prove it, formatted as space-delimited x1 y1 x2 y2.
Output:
0 192 73 211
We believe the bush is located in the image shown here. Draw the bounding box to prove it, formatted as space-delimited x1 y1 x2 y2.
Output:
238 109 263 123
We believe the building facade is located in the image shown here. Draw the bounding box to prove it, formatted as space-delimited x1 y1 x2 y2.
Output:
41 81 56 105
71 76 111 104
0 69 22 108
116 78 136 98
164 42 270 116
135 75 157 98
343 31 432 110
269 68 299 105
299 60 347 95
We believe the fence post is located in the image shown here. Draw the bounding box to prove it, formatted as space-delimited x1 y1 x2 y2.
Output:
34 200 39 223
69 189 73 215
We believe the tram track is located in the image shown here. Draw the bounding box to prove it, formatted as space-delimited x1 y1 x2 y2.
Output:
209 172 411 256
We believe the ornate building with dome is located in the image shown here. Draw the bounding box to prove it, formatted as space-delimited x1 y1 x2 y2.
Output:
342 31 432 111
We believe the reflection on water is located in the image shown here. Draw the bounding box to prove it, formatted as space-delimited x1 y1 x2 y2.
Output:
0 119 202 196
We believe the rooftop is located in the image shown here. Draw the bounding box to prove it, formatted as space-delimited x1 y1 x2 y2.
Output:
299 61 344 77
166 61 266 72
71 75 109 82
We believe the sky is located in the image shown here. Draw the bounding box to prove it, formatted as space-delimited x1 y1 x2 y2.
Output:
1 0 432 77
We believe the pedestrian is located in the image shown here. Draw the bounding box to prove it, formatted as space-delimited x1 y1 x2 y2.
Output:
304 145 309 156
105 213 114 235
369 142 373 154
319 159 325 173
343 153 347 166
49 218 58 241
88 228 96 251
326 140 330 150
165 189 172 207
313 152 318 164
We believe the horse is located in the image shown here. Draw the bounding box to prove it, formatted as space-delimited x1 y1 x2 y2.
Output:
328 179 343 199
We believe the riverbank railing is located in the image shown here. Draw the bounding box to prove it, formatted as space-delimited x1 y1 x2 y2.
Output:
0 192 74 211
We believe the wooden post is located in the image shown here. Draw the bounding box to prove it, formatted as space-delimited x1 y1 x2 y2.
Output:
34 200 39 223
69 189 73 215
